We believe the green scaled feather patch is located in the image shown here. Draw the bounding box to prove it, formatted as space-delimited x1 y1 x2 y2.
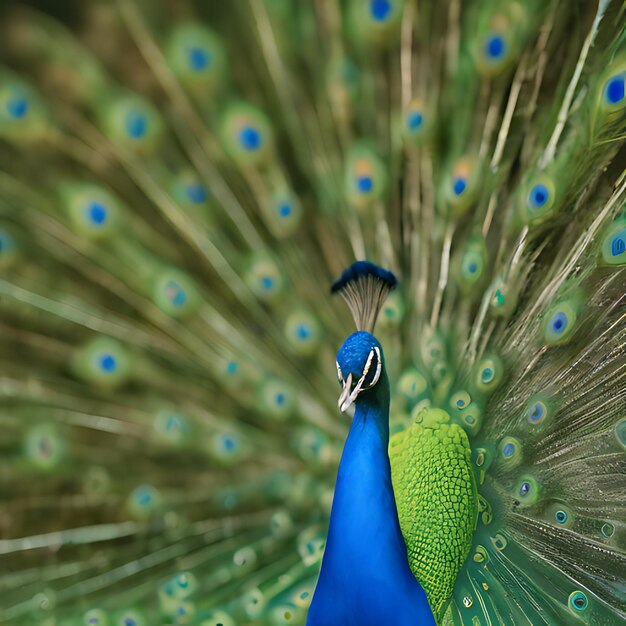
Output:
389 408 478 623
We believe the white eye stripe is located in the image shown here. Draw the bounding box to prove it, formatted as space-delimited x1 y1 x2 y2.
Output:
362 349 375 379
359 346 382 390
369 346 382 388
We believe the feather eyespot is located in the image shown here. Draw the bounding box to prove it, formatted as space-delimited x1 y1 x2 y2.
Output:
543 300 579 345
603 73 625 106
524 175 556 222
188 47 211 71
453 177 467 196
86 201 108 226
515 476 540 505
370 0 392 22
451 391 471 410
569 591 588 612
528 401 546 424
498 437 522 467
550 311 567 334
485 34 506 60
528 183 549 209
601 522 615 538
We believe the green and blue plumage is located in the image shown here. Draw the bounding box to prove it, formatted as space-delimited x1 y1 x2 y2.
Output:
310 263 476 624
310 325 436 625
0 1 625 625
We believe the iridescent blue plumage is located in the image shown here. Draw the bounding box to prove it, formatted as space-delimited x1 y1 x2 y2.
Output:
308 332 435 626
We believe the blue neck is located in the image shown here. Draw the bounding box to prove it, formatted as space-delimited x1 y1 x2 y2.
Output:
325 373 406 566
308 373 435 625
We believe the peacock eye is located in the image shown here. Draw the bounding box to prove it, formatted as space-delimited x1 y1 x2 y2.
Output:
361 347 382 389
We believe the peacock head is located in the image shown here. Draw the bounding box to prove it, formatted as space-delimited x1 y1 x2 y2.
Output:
331 261 396 413
335 330 384 412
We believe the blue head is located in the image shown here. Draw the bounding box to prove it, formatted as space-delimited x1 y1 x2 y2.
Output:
331 261 397 413
336 330 388 412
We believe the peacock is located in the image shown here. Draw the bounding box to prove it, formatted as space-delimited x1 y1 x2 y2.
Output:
0 0 625 624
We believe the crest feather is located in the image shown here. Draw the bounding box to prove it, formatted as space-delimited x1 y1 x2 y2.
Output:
331 261 398 332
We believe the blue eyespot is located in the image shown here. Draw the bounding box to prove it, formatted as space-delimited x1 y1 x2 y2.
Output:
163 280 187 307
481 367 494 383
371 0 392 21
296 324 311 340
453 178 467 196
188 47 211 71
88 201 107 225
99 354 117 373
136 489 152 506
125 111 147 139
519 481 529 496
7 97 28 119
569 591 588 612
503 443 515 457
555 510 568 524
177 578 189 590
528 401 546 423
604 73 625 105
275 393 286 406
451 391 471 411
550 311 567 334
239 126 262 150
211 431 242 462
407 111 423 130
485 34 506 60
404 100 428 141
226 361 238 374
247 257 282 299
601 222 626 264
185 183 207 204
165 415 180 431
544 300 578 345
529 183 549 209
84 609 110 626
610 231 625 257
357 176 373 192
278 203 292 217
468 262 478 274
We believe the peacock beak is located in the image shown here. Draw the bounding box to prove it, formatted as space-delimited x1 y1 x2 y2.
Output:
338 372 365 413
338 373 352 411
